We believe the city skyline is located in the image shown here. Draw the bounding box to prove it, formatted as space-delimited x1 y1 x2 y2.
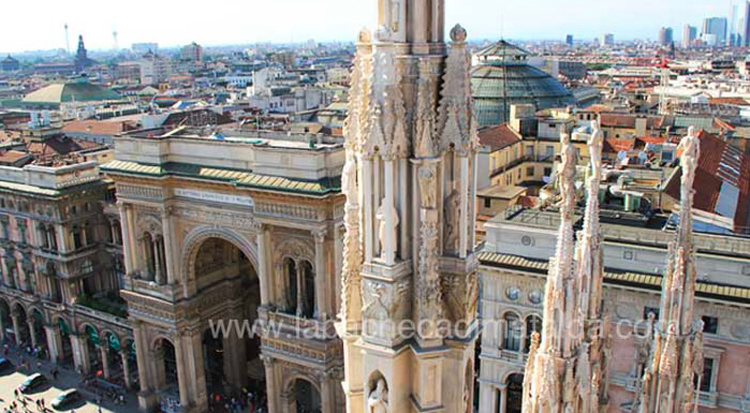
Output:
0 0 735 54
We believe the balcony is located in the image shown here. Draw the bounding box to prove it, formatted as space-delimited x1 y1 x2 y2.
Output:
76 292 128 319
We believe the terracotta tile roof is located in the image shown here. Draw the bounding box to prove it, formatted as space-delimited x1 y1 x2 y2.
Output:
0 150 31 164
478 124 521 151
62 120 134 136
600 113 668 130
708 97 750 106
516 196 537 208
26 136 102 159
664 130 750 231
603 138 635 153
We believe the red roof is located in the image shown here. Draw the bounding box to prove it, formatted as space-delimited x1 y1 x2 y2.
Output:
62 120 135 136
478 124 521 151
603 138 635 153
599 113 667 129
664 131 750 231
708 97 750 106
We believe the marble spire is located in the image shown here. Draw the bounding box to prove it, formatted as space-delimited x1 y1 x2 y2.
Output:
522 121 611 413
633 126 704 413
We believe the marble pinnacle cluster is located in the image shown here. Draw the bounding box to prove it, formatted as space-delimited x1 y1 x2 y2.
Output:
522 121 612 413
633 127 705 413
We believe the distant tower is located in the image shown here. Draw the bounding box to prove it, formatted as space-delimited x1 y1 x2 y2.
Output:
64 23 70 55
113 30 119 51
75 35 89 73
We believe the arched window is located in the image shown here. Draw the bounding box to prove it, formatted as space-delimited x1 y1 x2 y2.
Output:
72 226 83 249
503 313 522 352
143 233 156 280
301 260 315 319
524 315 542 353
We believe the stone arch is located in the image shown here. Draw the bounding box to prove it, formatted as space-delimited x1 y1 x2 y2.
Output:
274 237 314 266
11 300 27 315
501 370 524 385
182 225 260 283
367 369 388 395
150 334 175 351
77 322 99 337
283 373 322 395
136 214 163 238
27 305 45 323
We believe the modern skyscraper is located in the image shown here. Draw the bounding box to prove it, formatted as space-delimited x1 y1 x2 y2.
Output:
730 3 739 46
703 17 728 46
743 1 750 46
600 33 614 47
682 24 697 48
566 34 574 46
659 27 674 46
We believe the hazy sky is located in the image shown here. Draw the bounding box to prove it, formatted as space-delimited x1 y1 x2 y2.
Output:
0 0 735 54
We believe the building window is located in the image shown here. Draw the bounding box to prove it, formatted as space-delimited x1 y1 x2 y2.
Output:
484 198 492 208
525 146 534 157
72 227 83 249
702 316 719 335
526 167 534 177
524 315 542 353
644 307 660 320
0 217 8 239
697 358 715 393
517 169 522 180
545 146 554 158
544 167 552 177
503 313 522 351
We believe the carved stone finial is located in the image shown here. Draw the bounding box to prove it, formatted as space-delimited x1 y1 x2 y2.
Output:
450 24 467 42
359 28 373 44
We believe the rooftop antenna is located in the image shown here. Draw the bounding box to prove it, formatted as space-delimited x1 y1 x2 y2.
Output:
64 23 70 55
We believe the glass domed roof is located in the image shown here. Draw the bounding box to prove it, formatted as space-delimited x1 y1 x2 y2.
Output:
471 40 575 127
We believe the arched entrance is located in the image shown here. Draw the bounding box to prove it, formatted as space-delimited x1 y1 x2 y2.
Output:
57 318 74 366
288 378 321 413
102 332 124 383
31 309 47 357
83 325 102 375
153 338 179 398
192 237 264 399
505 373 524 413
0 299 11 344
13 304 30 347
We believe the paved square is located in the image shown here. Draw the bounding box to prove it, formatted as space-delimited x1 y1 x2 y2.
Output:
0 351 139 413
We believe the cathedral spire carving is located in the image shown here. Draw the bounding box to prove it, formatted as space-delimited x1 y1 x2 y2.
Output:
633 127 704 413
522 122 610 413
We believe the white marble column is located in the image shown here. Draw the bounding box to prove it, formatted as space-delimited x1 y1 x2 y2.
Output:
262 357 277 413
132 322 150 393
27 320 37 349
118 203 134 274
161 208 176 285
173 333 191 408
321 376 332 413
10 312 20 346
185 330 208 412
256 225 271 306
45 325 62 363
459 155 469 258
363 158 374 263
100 345 111 379
398 158 409 260
383 158 396 265
296 265 304 317
470 154 478 249
313 229 327 319
153 237 164 284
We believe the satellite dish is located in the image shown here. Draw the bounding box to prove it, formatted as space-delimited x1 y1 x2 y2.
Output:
617 151 628 161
